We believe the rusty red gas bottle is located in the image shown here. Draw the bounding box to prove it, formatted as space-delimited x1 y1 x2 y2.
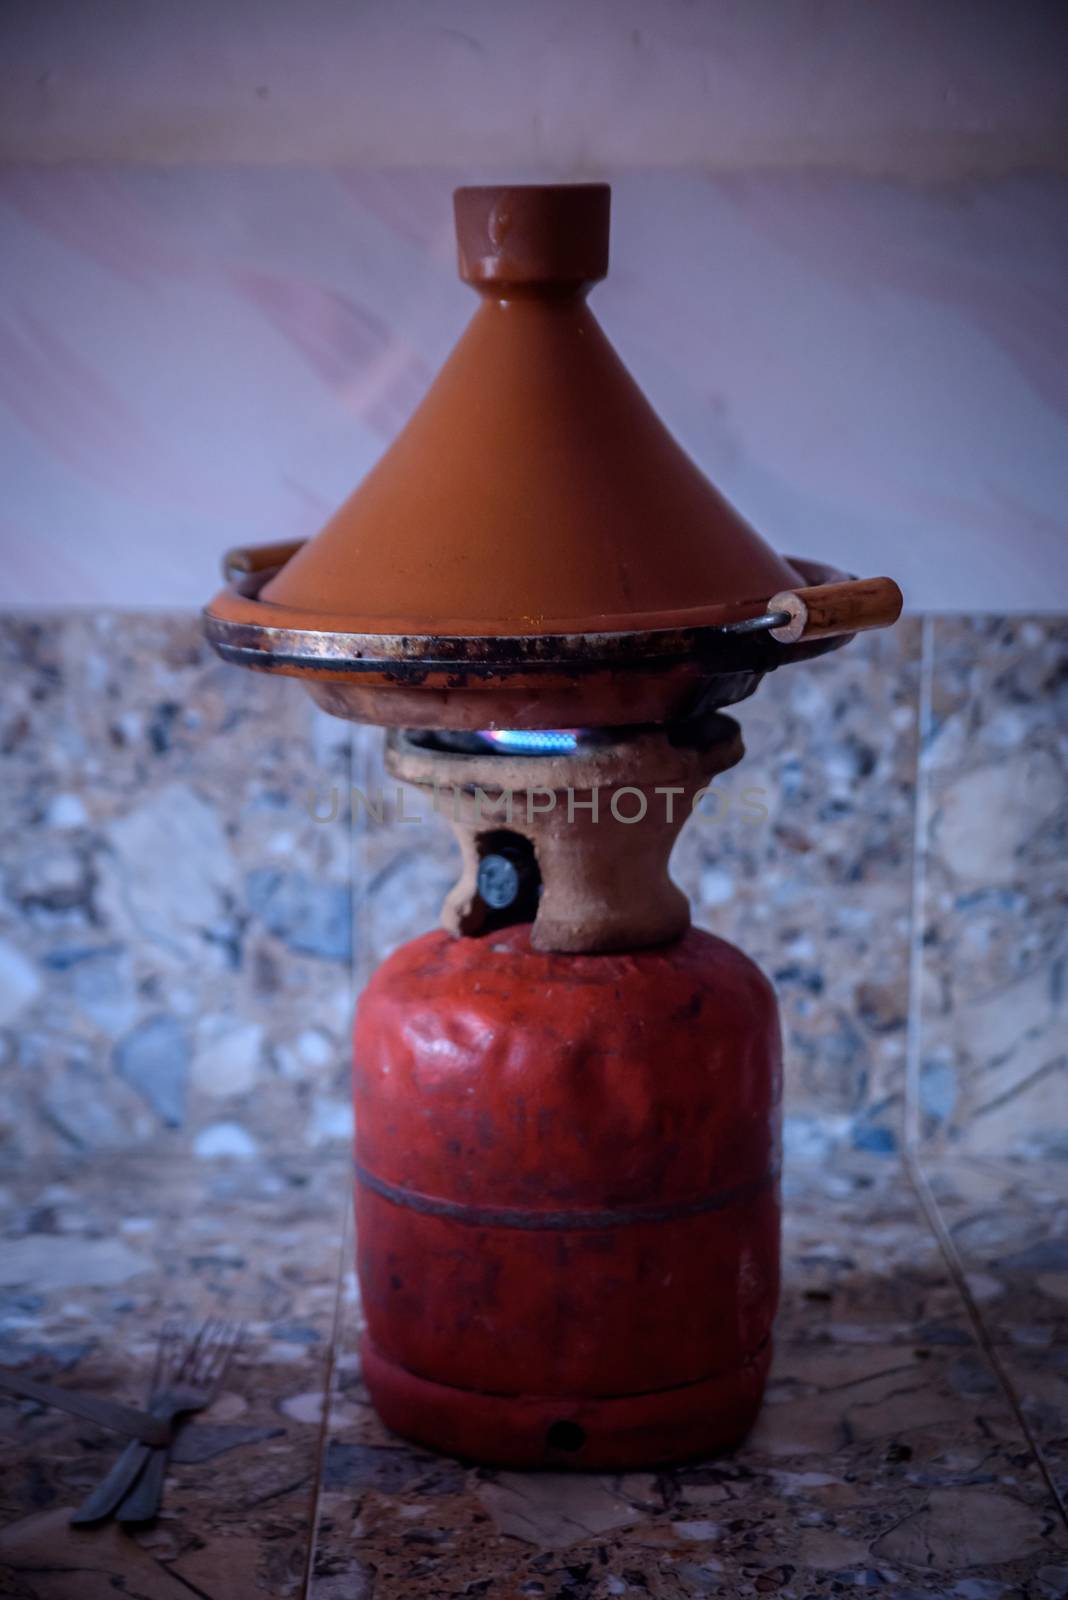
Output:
353 921 782 1468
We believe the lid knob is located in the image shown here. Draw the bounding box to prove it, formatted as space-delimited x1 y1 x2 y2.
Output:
454 183 610 295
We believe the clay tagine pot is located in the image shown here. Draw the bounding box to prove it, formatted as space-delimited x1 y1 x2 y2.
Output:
204 184 900 728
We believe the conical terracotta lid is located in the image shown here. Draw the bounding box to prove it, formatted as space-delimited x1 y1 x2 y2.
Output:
204 184 901 730
253 184 802 637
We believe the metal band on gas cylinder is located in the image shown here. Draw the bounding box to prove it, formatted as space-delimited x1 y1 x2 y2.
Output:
354 1161 779 1231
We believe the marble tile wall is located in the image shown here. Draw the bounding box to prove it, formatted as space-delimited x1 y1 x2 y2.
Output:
916 617 1068 1161
1 609 1063 1167
0 613 354 1165
2 167 1066 615
673 616 921 1160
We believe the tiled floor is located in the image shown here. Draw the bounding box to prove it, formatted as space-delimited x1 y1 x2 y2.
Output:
920 1159 1068 1511
0 1152 346 1598
0 1150 1064 1598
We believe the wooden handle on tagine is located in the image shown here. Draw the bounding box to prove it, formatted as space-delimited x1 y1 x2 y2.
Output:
768 576 903 644
222 540 306 597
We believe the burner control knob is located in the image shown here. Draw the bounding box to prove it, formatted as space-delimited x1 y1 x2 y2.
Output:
478 852 522 910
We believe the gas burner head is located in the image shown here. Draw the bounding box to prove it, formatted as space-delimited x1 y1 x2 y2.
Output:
385 717 745 954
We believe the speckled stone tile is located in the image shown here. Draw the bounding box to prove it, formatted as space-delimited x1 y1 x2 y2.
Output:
2 607 1065 1179
923 1156 1068 1514
310 1156 1067 1599
915 617 1068 1159
0 1148 348 1599
680 617 922 1160
0 613 355 1163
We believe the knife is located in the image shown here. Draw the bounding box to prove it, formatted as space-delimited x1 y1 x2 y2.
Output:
0 1369 171 1446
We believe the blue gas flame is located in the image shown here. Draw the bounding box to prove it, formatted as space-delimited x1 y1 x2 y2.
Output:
483 729 580 754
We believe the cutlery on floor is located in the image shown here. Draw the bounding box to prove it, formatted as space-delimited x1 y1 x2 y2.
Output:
71 1318 240 1526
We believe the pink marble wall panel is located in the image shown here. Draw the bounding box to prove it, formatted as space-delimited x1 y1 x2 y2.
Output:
0 168 1066 611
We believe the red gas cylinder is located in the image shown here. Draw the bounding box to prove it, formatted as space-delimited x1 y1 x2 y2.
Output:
354 922 782 1469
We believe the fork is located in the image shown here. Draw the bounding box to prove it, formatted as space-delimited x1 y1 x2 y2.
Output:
116 1319 240 1525
71 1318 239 1526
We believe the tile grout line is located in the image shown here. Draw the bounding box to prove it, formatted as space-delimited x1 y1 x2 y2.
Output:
902 611 933 1155
301 720 361 1599
301 1174 355 1599
904 1152 1068 1527
901 616 1068 1530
